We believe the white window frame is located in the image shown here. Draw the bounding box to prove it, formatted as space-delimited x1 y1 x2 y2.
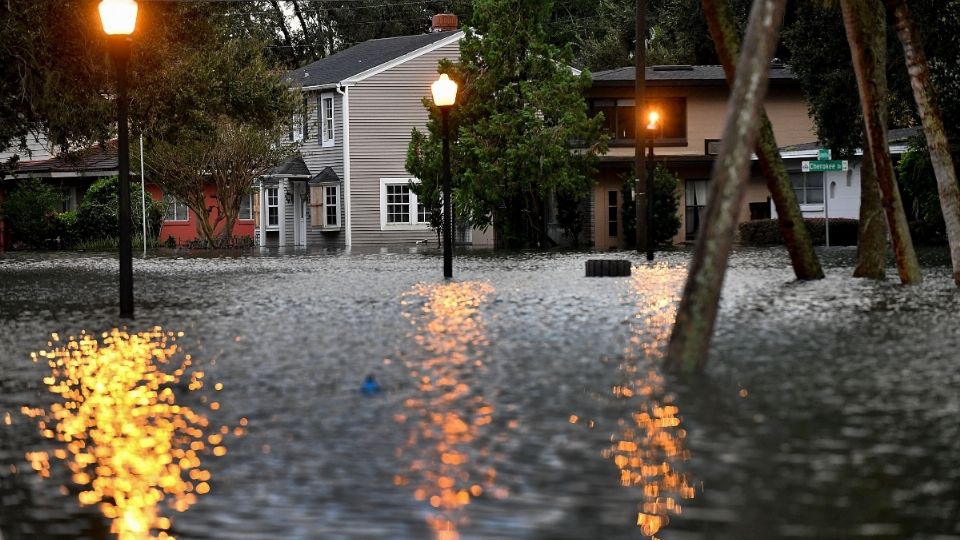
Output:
290 112 304 143
322 184 341 229
320 93 335 147
379 178 430 231
790 171 825 212
239 191 255 221
164 193 189 222
266 186 280 229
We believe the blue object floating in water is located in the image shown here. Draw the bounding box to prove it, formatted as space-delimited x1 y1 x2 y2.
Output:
361 374 381 396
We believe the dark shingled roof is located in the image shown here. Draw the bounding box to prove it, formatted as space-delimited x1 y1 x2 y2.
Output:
308 166 340 185
591 64 798 86
2 141 117 178
266 154 310 177
779 127 921 153
285 31 461 88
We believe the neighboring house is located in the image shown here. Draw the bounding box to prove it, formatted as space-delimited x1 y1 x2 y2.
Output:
0 136 252 248
772 127 917 222
0 141 117 249
258 14 479 248
584 64 819 248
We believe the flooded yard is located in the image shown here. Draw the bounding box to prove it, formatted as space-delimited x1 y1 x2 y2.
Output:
1 247 958 539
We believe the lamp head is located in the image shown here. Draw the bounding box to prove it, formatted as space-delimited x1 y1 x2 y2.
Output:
99 0 139 36
646 110 660 131
431 73 458 107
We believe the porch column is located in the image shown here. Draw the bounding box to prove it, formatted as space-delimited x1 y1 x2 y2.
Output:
258 181 266 247
278 179 287 247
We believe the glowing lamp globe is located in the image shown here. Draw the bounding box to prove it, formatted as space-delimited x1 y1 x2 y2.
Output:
431 74 458 107
647 110 661 131
99 0 139 36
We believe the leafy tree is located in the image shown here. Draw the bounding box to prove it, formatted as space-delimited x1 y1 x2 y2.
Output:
74 176 154 242
621 164 681 248
407 0 608 249
145 117 294 247
0 179 63 248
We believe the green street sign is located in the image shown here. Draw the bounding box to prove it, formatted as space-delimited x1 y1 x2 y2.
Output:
802 160 848 172
818 148 832 161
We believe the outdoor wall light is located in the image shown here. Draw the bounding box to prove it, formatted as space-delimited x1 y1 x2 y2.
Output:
99 0 139 36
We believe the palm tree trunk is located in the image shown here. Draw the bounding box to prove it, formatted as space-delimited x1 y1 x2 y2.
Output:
853 135 887 278
887 0 960 286
702 0 824 280
666 0 788 374
840 0 921 284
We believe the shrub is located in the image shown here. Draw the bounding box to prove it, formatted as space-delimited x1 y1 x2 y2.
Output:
74 176 149 241
56 210 79 247
621 164 682 247
0 178 63 248
738 218 859 246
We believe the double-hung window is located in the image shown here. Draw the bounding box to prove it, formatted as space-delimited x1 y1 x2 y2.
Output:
239 192 255 220
265 187 279 228
319 93 335 147
380 178 429 230
164 193 189 221
790 172 824 206
309 184 341 229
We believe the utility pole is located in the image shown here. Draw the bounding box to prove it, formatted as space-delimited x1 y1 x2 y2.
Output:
635 0 649 256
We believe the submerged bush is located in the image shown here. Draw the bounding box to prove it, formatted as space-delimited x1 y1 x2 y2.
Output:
1 178 63 248
739 218 859 246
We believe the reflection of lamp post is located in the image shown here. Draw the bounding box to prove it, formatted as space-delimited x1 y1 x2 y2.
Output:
431 73 458 279
644 110 661 262
99 0 139 318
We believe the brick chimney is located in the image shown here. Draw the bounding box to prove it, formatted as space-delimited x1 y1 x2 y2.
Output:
431 13 458 32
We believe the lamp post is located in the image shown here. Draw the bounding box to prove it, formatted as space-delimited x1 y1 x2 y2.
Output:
99 0 139 318
431 73 458 279
645 110 661 262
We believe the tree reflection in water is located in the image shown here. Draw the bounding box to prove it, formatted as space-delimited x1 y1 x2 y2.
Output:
22 328 242 540
602 263 697 538
395 282 502 540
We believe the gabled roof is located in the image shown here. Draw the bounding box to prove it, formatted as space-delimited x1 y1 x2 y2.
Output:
1 141 117 179
265 154 310 177
285 31 461 89
779 127 921 155
308 166 340 185
591 64 798 87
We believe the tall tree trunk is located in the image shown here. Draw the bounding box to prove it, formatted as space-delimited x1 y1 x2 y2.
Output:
853 136 887 278
290 1 315 60
841 0 921 284
702 0 824 280
888 0 960 286
269 1 295 59
665 0 788 374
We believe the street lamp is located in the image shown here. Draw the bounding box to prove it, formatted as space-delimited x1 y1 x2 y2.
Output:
99 0 139 318
644 109 661 262
431 73 458 279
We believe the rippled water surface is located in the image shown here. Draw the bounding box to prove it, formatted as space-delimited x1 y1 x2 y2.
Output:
1 247 959 539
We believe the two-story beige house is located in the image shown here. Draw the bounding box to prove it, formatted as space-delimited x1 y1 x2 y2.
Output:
585 64 818 249
256 17 464 248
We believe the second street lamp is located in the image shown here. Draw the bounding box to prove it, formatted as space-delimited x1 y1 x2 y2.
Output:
430 73 458 279
645 110 661 262
99 0 139 318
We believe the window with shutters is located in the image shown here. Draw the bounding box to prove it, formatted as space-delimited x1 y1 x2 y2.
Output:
309 184 340 229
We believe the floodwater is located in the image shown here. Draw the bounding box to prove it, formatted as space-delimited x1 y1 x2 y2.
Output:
1 247 958 539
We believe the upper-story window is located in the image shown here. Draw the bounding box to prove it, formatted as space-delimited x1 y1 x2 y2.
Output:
590 97 687 143
320 93 335 147
290 111 304 142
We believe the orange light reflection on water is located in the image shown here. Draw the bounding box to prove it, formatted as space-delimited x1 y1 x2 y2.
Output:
396 282 499 540
601 263 697 538
22 328 240 540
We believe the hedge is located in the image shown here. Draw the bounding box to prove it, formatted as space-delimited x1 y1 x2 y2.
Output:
738 218 859 246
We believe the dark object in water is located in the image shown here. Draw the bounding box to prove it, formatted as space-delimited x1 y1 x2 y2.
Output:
361 374 381 396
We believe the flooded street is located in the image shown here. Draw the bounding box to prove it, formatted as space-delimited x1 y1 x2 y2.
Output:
1 247 959 539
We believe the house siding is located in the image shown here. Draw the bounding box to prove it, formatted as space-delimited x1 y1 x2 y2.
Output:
347 40 461 245
300 90 347 248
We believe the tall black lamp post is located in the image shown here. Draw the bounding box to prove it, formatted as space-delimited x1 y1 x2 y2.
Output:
99 0 139 318
431 73 458 279
645 109 661 262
